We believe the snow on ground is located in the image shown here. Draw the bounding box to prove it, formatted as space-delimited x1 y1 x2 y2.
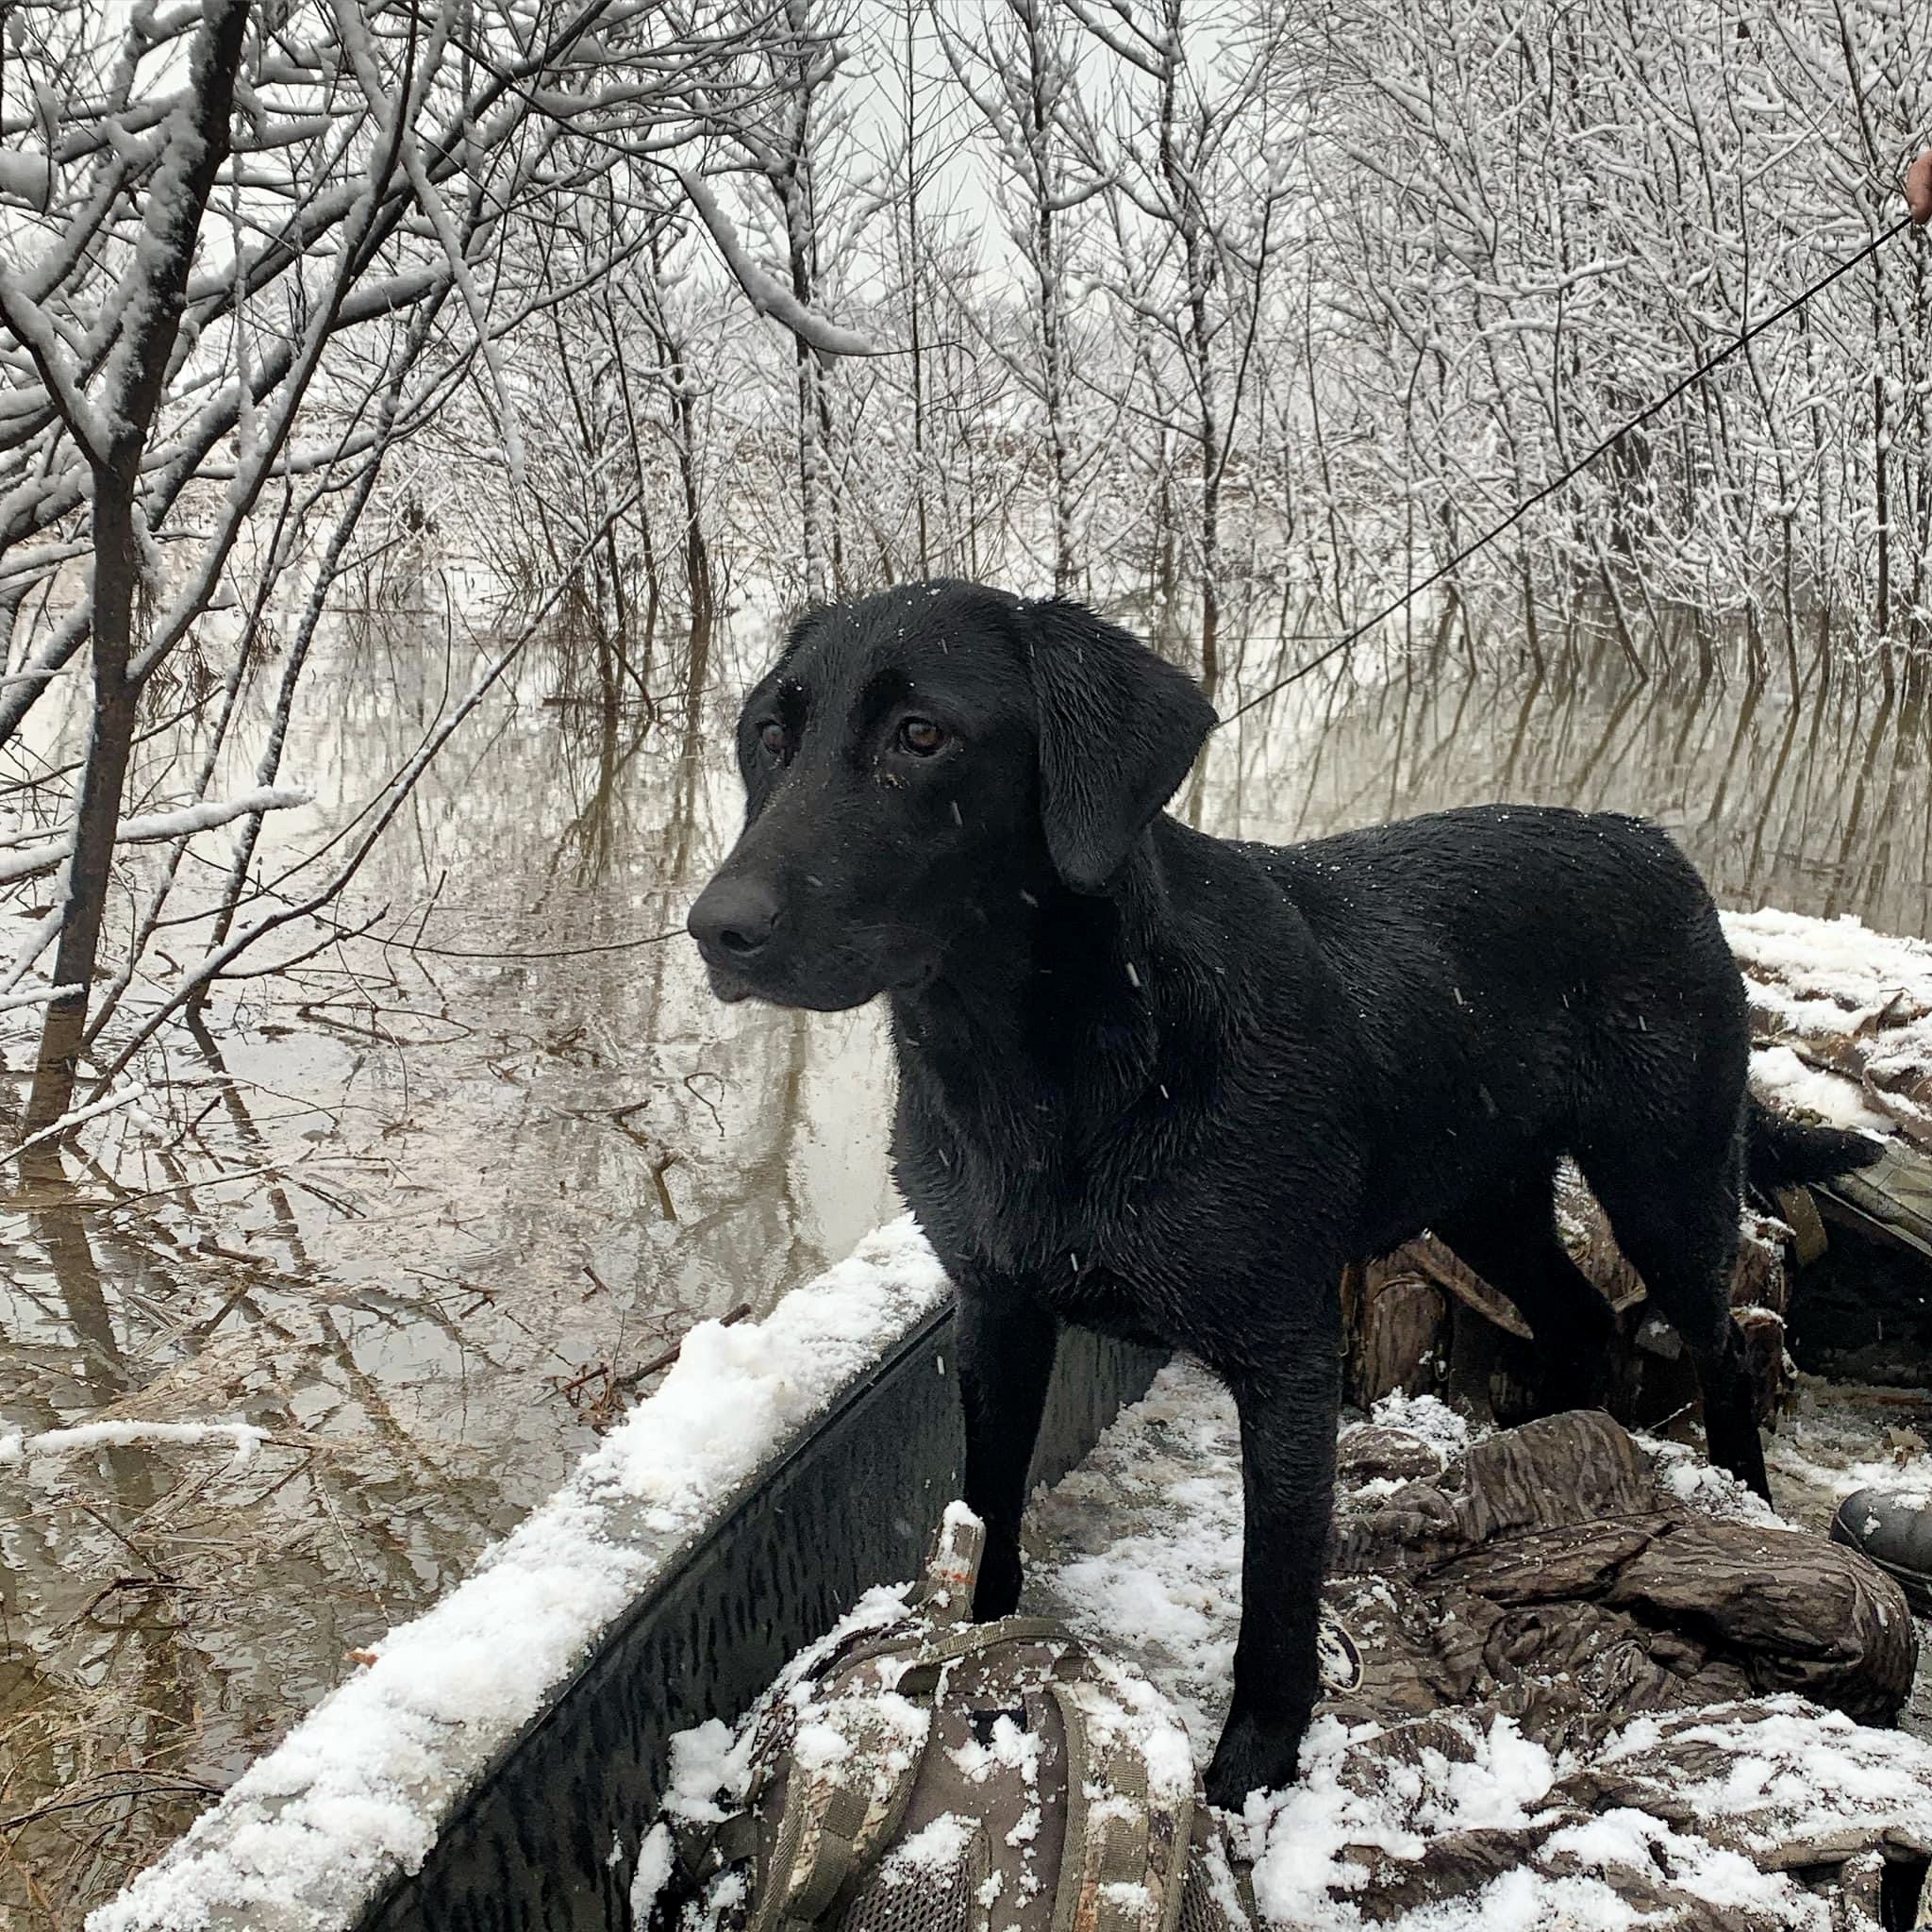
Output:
1348 1389 1474 1463
1236 1687 1932 1932
1025 1375 1491 1749
1746 1042 1895 1135
1768 1379 1932 1520
87 1218 950 1932
1025 1361 1244 1743
1725 908 1932 1013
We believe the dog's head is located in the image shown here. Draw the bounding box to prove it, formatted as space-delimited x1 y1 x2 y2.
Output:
687 580 1215 1010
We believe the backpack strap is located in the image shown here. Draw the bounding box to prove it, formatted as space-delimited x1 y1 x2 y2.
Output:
1048 1679 1195 1932
746 1614 1073 1932
841 1615 1068 1689
745 1690 935 1932
905 1615 1069 1673
905 1507 987 1623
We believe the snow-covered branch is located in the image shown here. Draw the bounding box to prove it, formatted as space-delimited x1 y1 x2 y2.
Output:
0 1417 268 1466
0 789 311 888
677 168 879 358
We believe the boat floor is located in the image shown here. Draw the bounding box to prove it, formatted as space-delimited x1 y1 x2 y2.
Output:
1027 1364 1932 1746
1015 1360 1932 1925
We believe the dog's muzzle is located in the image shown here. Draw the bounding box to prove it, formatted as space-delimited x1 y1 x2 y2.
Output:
687 874 782 1001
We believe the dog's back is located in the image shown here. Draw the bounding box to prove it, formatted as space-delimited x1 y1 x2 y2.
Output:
1231 804 1749 1253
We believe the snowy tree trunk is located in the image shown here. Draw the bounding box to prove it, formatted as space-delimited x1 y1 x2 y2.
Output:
1039 203 1078 596
1027 0 1080 596
29 489 144 1134
901 0 932 579
25 0 249 1135
937 0 1094 596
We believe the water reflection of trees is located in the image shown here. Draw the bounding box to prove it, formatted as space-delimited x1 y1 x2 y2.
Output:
3 1175 213 1924
1215 642 1932 938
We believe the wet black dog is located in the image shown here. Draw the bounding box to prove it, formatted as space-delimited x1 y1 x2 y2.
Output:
688 580 1878 1807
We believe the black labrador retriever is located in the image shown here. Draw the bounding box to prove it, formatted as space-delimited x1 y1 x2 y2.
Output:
688 580 1877 1807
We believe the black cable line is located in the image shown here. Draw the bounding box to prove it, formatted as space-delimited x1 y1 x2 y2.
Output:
1220 213 1914 727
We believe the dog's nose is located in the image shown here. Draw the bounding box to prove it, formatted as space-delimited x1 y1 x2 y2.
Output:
688 876 782 958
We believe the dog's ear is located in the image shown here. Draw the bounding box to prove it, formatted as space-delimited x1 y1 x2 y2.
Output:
1021 598 1217 894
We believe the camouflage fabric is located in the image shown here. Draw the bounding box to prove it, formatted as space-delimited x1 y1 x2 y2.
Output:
649 1511 1251 1932
1286 1407 1931 1928
1324 1408 1916 1740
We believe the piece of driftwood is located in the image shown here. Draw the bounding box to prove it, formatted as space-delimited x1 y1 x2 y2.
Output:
1341 1163 1793 1426
1728 921 1932 1152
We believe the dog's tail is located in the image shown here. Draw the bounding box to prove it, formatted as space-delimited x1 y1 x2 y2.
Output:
1745 1091 1884 1191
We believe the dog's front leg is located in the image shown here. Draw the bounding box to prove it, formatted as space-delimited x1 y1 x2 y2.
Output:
956 1271 1059 1620
1206 1342 1341 1809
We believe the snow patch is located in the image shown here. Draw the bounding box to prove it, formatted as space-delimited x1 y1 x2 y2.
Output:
1724 907 1932 1013
1747 1044 1891 1136
1029 1360 1245 1745
879 1813 975 1880
1360 1390 1475 1461
1 1418 266 1469
1633 1432 1795 1528
629 1823 675 1923
1725 907 1932 1142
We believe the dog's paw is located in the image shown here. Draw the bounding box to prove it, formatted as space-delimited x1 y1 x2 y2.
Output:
1204 1710 1303 1810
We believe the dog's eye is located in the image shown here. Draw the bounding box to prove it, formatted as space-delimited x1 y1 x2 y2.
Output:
758 721 789 761
898 718 947 756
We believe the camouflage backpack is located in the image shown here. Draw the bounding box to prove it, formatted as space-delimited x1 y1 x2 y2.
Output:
645 1507 1254 1932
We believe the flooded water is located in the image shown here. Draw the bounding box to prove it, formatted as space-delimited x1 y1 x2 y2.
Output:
1222 649 1932 934
4 601 1930 1924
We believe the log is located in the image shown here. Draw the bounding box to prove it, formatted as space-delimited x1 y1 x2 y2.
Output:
1341 1173 1793 1427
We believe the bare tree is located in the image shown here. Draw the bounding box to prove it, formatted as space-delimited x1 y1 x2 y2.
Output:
936 0 1109 593
691 0 865 601
0 0 876 1143
1062 0 1299 687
